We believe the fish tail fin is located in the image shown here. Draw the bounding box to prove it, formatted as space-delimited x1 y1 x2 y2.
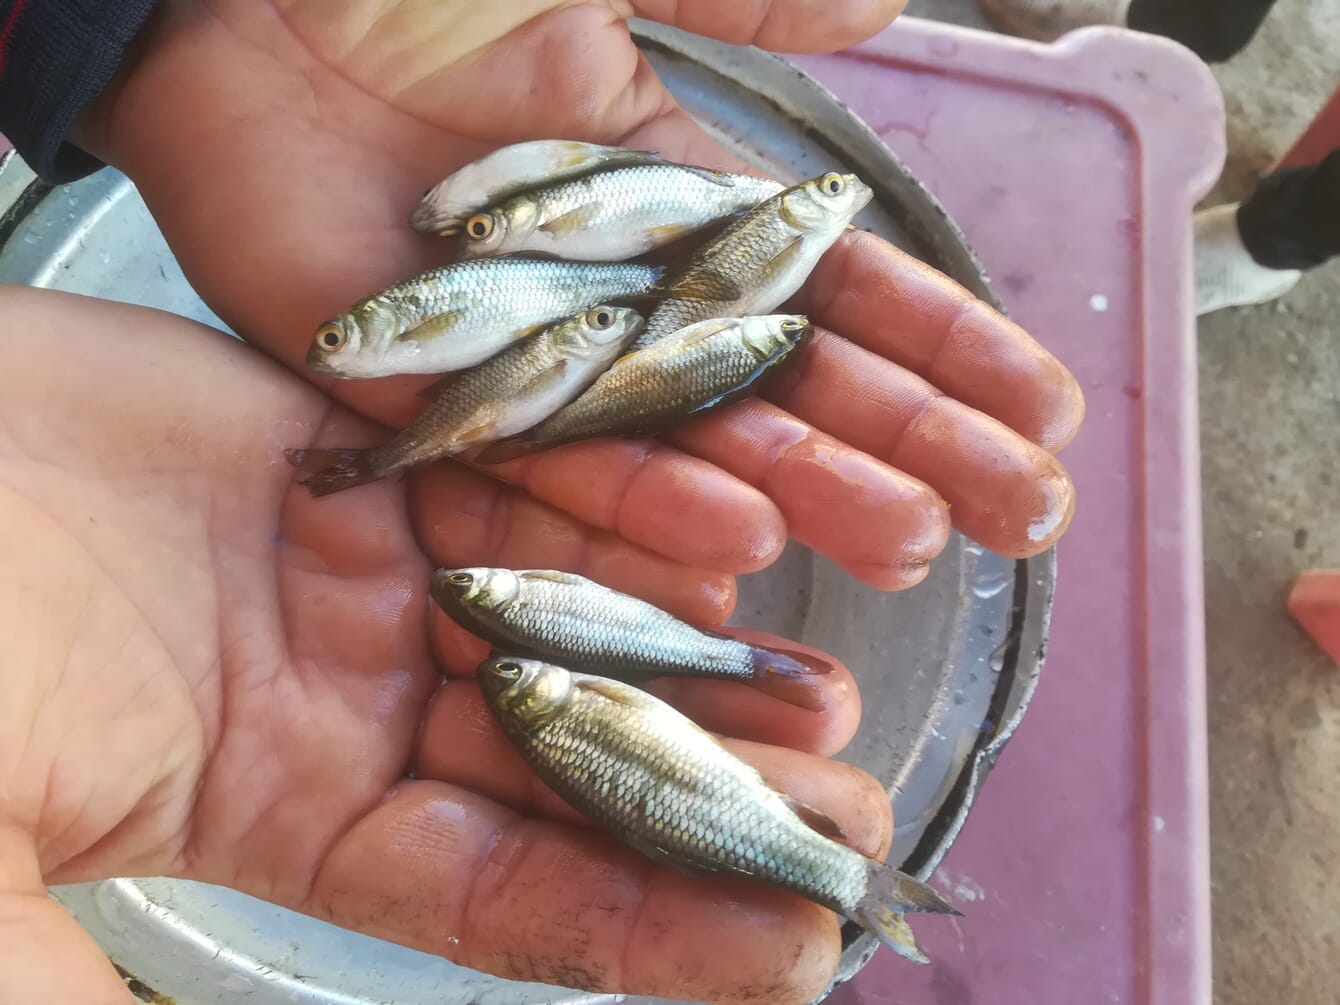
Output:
850 863 961 966
732 645 839 711
748 644 838 679
284 448 383 497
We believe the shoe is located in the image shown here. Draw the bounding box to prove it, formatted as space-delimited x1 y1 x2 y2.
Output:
1194 203 1302 316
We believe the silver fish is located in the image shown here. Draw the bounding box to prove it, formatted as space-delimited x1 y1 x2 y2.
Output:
458 163 784 261
412 140 668 236
478 656 960 965
632 171 873 349
476 314 808 463
285 308 643 496
431 567 834 709
305 258 663 379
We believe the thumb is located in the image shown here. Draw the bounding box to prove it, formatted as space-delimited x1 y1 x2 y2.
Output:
0 828 132 1004
626 0 908 53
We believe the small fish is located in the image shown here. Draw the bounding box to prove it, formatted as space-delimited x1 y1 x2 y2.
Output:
632 171 874 349
305 258 664 379
458 163 784 261
432 567 835 709
285 307 643 496
478 656 960 965
476 314 809 463
412 140 668 235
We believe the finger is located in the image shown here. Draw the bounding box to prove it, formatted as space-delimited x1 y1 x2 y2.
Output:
767 329 1075 558
627 0 907 53
0 830 133 1004
618 115 1085 453
308 781 841 1005
798 231 1086 451
668 399 951 590
479 439 788 574
418 673 874 813
410 462 737 626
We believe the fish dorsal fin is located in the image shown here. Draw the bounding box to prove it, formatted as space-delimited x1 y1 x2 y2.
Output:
521 569 588 586
664 318 737 351
667 268 743 303
783 796 847 842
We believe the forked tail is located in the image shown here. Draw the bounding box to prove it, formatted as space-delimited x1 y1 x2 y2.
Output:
850 861 960 966
284 448 383 497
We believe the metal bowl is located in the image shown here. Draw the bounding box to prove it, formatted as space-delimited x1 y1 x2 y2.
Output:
0 20 1053 1005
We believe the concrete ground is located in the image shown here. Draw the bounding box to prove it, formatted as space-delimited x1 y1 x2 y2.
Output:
906 1 1340 1002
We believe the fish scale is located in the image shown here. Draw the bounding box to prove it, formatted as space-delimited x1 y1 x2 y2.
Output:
480 315 805 459
631 172 873 349
494 666 871 910
308 257 663 379
444 570 756 680
478 657 960 965
464 163 784 261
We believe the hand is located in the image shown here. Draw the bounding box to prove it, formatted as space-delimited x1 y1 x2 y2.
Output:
0 287 886 1005
82 0 1084 594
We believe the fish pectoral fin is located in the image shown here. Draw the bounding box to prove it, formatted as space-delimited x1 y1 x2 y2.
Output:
574 675 660 710
667 268 743 302
515 358 570 396
647 222 693 242
405 309 468 343
758 235 807 286
539 205 598 236
783 796 848 843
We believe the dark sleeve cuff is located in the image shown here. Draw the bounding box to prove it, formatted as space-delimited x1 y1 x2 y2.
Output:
0 1 159 184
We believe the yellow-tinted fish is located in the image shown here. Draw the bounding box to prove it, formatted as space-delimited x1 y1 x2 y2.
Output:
633 171 873 349
477 314 809 463
479 657 960 966
287 307 643 496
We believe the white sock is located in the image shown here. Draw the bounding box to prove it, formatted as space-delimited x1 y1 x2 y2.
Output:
1194 203 1302 316
977 0 1132 41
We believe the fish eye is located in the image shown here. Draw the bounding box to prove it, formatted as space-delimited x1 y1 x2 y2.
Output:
447 572 473 586
466 214 495 240
780 318 806 332
495 661 523 679
821 173 845 196
587 307 615 329
315 323 346 352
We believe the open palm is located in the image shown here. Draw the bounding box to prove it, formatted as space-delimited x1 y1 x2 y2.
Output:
5 2 1087 1001
0 287 884 1004
88 0 1083 594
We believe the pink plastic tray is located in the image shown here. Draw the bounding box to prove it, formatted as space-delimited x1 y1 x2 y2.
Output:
791 18 1222 1005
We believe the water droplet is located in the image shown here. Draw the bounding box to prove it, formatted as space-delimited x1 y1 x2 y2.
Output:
970 570 1011 599
988 640 1010 673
